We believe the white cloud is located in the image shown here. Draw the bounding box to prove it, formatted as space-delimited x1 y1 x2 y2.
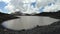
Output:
2 0 11 3
43 5 60 12
0 9 3 12
4 3 15 14
9 0 43 14
5 0 60 14
43 1 60 12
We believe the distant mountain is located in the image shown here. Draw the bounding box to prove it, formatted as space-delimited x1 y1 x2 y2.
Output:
35 10 60 19
11 11 22 16
10 10 60 19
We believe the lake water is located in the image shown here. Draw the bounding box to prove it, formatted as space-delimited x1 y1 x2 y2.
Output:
2 16 59 30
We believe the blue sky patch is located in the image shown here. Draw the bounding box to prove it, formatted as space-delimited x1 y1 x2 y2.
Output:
31 2 36 8
0 1 8 13
0 1 7 9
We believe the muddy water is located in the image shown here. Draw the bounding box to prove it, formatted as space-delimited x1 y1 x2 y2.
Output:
2 16 59 30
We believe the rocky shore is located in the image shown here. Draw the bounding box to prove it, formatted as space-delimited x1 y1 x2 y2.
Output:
0 11 60 34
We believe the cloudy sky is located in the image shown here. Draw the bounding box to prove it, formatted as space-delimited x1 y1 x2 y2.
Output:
0 0 60 14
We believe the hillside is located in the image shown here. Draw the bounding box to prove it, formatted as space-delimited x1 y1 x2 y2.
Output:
35 10 60 19
0 12 19 24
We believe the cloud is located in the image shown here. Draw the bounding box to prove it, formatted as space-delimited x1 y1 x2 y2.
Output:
5 0 60 14
43 4 60 12
43 0 60 12
0 0 11 13
7 0 43 14
0 9 3 12
2 0 11 3
4 3 15 14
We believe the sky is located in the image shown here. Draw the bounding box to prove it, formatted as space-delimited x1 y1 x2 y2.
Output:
0 1 7 13
0 0 60 14
0 0 10 13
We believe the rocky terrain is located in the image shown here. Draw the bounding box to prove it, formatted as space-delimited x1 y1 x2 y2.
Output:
0 12 19 22
0 11 60 34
